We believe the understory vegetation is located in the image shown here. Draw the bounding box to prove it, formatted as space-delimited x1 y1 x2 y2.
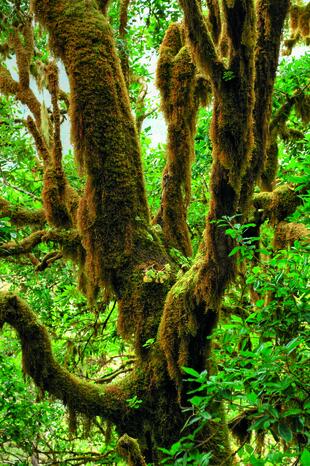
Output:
0 1 309 465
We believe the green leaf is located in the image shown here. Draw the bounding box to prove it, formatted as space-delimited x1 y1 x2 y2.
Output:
301 449 310 465
228 246 241 257
182 367 200 378
278 423 293 442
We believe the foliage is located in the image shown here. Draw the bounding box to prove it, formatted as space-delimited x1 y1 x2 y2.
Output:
0 1 309 465
161 221 309 465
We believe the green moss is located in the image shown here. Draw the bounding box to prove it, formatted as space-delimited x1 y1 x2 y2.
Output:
155 23 210 257
32 0 149 284
253 185 302 223
0 292 136 425
117 434 147 466
274 221 309 249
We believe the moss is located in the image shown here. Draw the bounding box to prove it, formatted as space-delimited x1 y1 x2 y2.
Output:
274 221 309 249
97 0 113 15
206 0 221 45
10 20 34 89
253 185 302 223
32 0 149 284
284 3 310 55
260 142 278 192
0 231 45 257
117 434 147 466
0 198 45 226
240 0 290 208
0 63 19 95
295 93 310 124
0 292 138 426
42 168 73 228
155 23 210 257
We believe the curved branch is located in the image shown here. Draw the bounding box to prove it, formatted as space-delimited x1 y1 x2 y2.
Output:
0 231 46 257
0 292 132 424
0 229 80 258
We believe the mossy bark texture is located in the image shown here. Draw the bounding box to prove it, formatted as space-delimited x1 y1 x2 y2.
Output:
154 23 209 257
0 1 296 464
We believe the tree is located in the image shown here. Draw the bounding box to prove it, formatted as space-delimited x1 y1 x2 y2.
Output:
0 0 309 464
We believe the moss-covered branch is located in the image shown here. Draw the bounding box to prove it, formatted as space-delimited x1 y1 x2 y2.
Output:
283 3 310 55
117 434 147 466
32 0 150 286
0 229 80 258
240 0 290 204
0 197 45 226
154 23 210 256
252 185 303 223
260 87 307 191
222 0 256 60
0 292 131 424
10 19 34 90
0 63 41 125
206 0 222 45
0 231 47 257
178 0 223 83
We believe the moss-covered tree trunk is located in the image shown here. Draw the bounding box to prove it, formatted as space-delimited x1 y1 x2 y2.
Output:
0 0 292 464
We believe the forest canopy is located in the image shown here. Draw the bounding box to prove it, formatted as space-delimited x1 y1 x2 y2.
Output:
0 0 309 465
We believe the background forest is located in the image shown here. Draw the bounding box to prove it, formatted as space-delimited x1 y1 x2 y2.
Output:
0 0 309 465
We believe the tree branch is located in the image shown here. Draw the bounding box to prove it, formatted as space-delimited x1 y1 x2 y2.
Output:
0 229 80 258
0 197 45 226
240 0 290 204
252 185 303 224
206 0 222 45
32 0 150 282
0 292 133 425
178 0 223 83
0 231 47 256
154 23 207 256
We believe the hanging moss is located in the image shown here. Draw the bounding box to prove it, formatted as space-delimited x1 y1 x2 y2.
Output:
154 23 211 256
283 3 310 54
117 434 147 466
